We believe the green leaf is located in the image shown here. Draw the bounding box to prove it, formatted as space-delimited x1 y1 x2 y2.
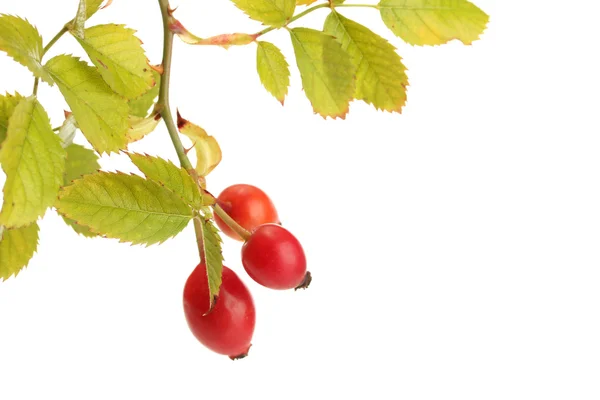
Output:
75 24 154 99
128 153 210 209
231 0 295 27
0 97 66 228
61 143 100 237
126 115 160 143
378 0 489 46
56 172 193 245
256 41 290 105
198 217 224 309
289 28 356 119
86 0 106 19
45 55 130 154
129 69 160 118
324 11 408 113
0 92 24 145
0 223 39 281
296 0 317 5
0 15 53 83
177 112 222 178
64 143 100 184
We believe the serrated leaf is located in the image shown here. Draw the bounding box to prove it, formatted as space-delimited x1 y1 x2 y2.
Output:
296 0 318 5
177 113 221 178
0 223 39 281
129 70 160 118
324 11 408 113
86 0 106 19
75 24 154 99
61 143 100 237
64 143 100 184
127 115 160 143
289 28 356 119
56 172 193 245
256 41 290 105
198 217 224 309
0 97 66 228
378 0 489 46
128 153 210 209
45 55 129 154
0 92 24 145
0 15 53 83
231 0 295 27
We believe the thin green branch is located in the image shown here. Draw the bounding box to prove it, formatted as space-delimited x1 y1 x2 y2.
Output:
213 204 251 241
33 25 69 95
256 3 329 37
156 0 193 171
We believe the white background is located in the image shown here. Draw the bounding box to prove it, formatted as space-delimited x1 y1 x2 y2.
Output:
1 0 600 399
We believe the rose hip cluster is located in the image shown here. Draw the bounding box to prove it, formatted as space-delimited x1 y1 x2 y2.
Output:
182 184 310 359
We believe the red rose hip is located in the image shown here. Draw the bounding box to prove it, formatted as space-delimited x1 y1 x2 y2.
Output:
183 264 256 359
241 224 309 290
215 184 279 241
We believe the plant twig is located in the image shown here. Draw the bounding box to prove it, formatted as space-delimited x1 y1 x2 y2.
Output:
33 25 69 95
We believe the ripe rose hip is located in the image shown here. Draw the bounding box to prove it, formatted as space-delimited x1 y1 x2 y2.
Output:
183 264 256 359
215 184 279 241
241 224 309 290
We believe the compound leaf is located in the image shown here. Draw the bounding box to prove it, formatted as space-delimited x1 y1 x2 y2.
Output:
0 14 53 83
129 152 209 209
256 41 290 105
75 24 154 99
0 97 65 228
324 11 408 113
56 172 193 245
45 55 129 154
289 28 356 119
0 223 39 281
378 0 489 46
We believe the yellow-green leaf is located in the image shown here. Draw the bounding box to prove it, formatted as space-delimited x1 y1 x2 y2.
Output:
324 11 408 113
177 112 222 178
58 113 78 147
56 172 193 246
0 92 24 145
64 143 100 184
61 143 100 237
126 115 160 143
0 15 53 83
0 223 39 281
256 41 290 105
296 0 317 5
289 28 356 119
86 0 106 19
198 217 224 309
75 24 154 99
129 69 160 118
0 97 66 228
378 0 489 46
231 0 296 27
129 153 211 209
45 55 129 154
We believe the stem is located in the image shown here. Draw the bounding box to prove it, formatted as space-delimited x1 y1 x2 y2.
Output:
33 26 69 95
156 0 193 171
256 3 329 37
334 4 378 8
213 204 251 241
